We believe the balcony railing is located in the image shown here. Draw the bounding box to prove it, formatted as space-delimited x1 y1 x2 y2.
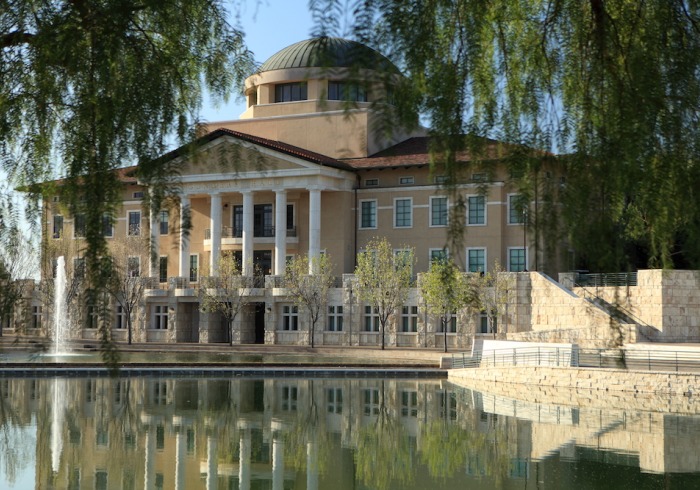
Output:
205 226 296 239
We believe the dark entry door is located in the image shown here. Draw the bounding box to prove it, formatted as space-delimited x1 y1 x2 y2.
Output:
254 302 265 344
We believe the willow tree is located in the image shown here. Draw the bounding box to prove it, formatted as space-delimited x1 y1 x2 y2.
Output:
1 0 253 355
312 1 700 272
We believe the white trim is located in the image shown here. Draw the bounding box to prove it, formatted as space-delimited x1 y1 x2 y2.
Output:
507 246 528 272
429 195 448 228
466 247 487 273
359 199 378 229
393 197 413 229
466 194 487 226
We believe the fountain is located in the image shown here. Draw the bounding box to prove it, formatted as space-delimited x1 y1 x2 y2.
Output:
50 377 65 473
53 256 68 355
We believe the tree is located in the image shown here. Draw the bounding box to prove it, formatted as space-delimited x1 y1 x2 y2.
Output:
474 262 511 338
199 254 247 346
105 235 149 345
0 229 36 335
1 0 253 298
420 257 477 352
284 254 335 348
312 1 700 272
355 238 414 350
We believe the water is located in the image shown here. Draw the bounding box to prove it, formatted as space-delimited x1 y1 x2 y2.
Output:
53 256 68 355
0 376 698 489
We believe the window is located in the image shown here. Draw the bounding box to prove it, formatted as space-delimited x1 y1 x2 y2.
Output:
95 470 108 490
328 81 367 102
401 391 418 417
153 382 167 405
73 214 86 238
327 388 343 414
508 194 526 224
52 215 63 239
68 468 80 490
467 196 486 225
254 204 273 237
467 248 486 273
159 210 169 235
128 211 141 236
189 255 198 282
96 427 108 447
434 175 448 184
233 205 243 237
159 257 168 283
127 257 140 278
102 214 113 237
360 200 377 229
394 249 413 275
282 305 298 331
156 426 165 450
399 176 414 185
437 312 458 333
286 204 295 232
394 198 412 227
133 191 144 199
509 248 527 272
74 257 86 279
281 386 297 411
153 305 168 329
401 306 418 332
115 306 126 330
479 311 490 334
186 429 195 454
438 391 458 421
365 178 378 187
430 196 448 226
363 388 380 416
327 305 343 331
363 305 379 332
275 82 307 102
430 249 448 263
32 306 42 329
87 305 99 329
471 173 487 182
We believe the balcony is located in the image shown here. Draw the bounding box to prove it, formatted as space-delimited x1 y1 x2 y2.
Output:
204 226 297 241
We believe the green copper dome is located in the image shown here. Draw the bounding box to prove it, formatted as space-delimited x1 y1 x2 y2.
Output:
259 37 398 73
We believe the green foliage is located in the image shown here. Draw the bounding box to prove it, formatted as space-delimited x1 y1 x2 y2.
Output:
312 0 700 272
355 238 414 349
199 254 246 346
284 254 335 348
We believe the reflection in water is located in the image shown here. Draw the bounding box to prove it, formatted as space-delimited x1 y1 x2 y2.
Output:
0 376 699 489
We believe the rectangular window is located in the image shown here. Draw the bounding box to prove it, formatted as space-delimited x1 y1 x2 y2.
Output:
286 204 295 231
434 175 448 184
509 248 527 272
471 173 487 182
508 194 526 224
365 179 378 187
363 388 380 416
327 305 343 332
73 214 86 238
95 470 108 490
479 311 490 334
53 215 64 239
128 211 141 236
467 248 486 273
159 210 169 235
430 196 448 226
74 257 86 279
159 257 168 283
127 256 140 278
32 306 42 329
394 198 412 228
399 176 414 185
254 204 273 237
189 255 198 282
153 305 168 329
116 306 126 329
275 82 307 102
156 427 164 450
430 249 448 263
437 312 458 333
282 305 298 331
282 386 298 411
401 391 418 417
233 205 243 237
87 305 99 329
153 382 167 405
327 388 343 414
360 200 377 229
133 191 144 199
328 81 367 102
401 306 418 332
394 249 413 276
363 305 379 332
467 196 486 225
102 214 113 238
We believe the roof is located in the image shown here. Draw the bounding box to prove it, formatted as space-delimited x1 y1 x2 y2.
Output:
147 128 355 173
259 37 398 73
346 137 514 170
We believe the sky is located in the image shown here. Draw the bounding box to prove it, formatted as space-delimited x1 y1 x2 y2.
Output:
201 0 318 124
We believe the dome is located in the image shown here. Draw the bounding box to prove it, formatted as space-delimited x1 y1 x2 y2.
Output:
259 37 398 73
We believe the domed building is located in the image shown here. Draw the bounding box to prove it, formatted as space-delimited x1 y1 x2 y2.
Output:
36 38 558 348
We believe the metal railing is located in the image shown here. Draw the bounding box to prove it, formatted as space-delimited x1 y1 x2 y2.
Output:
452 346 700 373
575 272 638 287
205 226 294 239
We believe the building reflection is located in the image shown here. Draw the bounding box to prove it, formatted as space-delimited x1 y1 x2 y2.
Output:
0 376 699 489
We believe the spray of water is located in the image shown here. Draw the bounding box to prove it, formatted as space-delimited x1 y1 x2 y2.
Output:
54 256 67 355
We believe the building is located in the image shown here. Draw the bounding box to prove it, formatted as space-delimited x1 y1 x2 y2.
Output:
33 37 572 348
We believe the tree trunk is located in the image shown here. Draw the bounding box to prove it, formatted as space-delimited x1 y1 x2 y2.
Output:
127 316 132 345
443 317 448 353
229 318 234 346
380 321 385 350
310 321 315 348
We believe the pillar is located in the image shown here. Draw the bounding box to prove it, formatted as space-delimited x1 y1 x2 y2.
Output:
206 435 218 490
274 190 287 275
178 195 190 278
175 428 186 490
149 208 160 278
242 190 254 276
308 188 321 274
210 193 222 276
272 432 284 490
239 429 251 490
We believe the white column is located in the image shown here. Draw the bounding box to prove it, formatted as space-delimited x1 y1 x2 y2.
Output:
179 195 190 278
239 429 251 490
206 435 218 490
242 191 254 276
272 432 284 490
144 427 155 490
274 190 287 275
308 188 321 274
175 429 186 490
210 193 222 276
306 440 318 490
149 208 160 278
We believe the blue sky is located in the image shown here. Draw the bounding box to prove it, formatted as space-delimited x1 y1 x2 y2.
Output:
201 0 317 123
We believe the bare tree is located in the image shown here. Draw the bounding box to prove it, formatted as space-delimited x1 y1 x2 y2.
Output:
284 254 335 348
0 230 37 335
199 254 247 346
355 238 415 350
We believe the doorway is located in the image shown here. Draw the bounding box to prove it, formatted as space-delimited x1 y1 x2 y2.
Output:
254 302 265 344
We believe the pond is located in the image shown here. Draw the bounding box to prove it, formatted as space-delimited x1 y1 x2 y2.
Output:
0 374 698 489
